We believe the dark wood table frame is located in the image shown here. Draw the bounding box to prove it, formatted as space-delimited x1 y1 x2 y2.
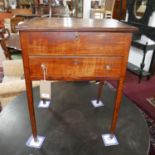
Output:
17 17 137 141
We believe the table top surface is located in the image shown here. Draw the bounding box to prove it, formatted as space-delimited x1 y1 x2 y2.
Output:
17 17 137 32
6 34 21 51
0 82 149 155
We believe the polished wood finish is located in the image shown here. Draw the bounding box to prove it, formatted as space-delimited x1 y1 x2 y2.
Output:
26 32 129 56
18 18 136 139
29 57 123 80
110 79 124 133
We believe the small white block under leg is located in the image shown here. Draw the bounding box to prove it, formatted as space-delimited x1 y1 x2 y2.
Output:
26 135 45 148
38 100 51 108
101 134 119 146
91 100 104 108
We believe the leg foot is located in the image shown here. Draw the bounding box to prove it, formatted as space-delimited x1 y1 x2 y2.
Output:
26 135 45 148
38 99 51 108
91 100 104 108
101 133 119 146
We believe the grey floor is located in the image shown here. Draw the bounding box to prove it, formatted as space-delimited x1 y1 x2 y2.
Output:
0 82 150 155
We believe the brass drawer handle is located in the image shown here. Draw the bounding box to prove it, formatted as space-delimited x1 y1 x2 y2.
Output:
105 64 111 71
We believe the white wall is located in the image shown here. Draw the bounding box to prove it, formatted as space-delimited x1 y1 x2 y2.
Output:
148 11 155 27
83 0 91 18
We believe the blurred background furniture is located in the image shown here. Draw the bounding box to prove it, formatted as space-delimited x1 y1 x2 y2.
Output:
0 0 5 11
90 0 116 19
16 0 33 9
113 0 127 20
0 0 84 18
0 27 12 59
0 27 21 59
0 9 33 33
104 0 116 18
10 16 25 33
125 0 155 82
11 8 32 15
90 8 105 19
6 33 21 59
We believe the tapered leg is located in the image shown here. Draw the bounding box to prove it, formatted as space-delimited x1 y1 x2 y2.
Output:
110 79 124 135
97 81 104 103
25 79 38 141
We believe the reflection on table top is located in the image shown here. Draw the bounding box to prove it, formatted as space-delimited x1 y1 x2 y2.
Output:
6 34 21 51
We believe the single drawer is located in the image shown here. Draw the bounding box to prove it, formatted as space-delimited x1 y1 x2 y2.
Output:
28 56 123 80
24 32 131 56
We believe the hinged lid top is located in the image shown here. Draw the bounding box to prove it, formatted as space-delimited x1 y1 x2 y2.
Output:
17 17 137 32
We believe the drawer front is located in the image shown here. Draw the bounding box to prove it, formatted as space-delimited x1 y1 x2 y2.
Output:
25 32 130 56
28 57 123 80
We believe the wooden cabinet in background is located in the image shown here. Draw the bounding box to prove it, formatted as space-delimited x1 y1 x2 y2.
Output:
113 0 127 20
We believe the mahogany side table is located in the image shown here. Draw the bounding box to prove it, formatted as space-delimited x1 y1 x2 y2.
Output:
17 17 137 140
